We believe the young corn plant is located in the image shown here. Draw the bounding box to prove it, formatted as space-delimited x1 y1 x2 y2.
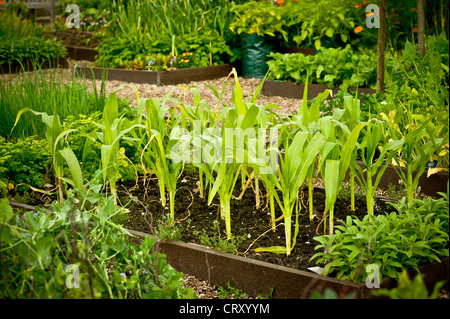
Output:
319 117 366 235
256 131 325 256
387 113 447 204
197 103 263 240
341 94 363 211
93 92 145 205
352 119 404 217
294 80 331 221
192 69 273 239
177 84 226 199
11 108 80 203
141 94 183 219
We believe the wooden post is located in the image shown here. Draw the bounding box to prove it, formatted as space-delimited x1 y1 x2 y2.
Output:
376 0 387 93
417 0 426 57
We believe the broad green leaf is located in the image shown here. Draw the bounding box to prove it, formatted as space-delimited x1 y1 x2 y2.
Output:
339 122 366 182
231 68 246 115
324 159 340 213
254 246 287 254
0 197 13 223
59 148 85 196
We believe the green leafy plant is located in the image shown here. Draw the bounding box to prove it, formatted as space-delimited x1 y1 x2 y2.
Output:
95 0 234 69
230 1 288 41
0 136 52 193
0 191 196 299
310 195 449 282
192 70 271 240
0 10 66 64
217 281 249 299
388 113 447 204
267 46 377 90
319 116 366 234
283 0 356 50
0 66 106 139
195 220 246 254
10 106 83 203
380 35 449 176
372 271 446 299
93 91 145 205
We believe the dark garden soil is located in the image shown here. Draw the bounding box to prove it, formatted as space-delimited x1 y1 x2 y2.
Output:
114 171 392 272
48 30 100 49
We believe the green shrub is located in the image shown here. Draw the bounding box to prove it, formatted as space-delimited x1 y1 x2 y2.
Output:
267 45 377 90
0 136 52 192
310 195 449 282
0 11 67 64
0 36 67 65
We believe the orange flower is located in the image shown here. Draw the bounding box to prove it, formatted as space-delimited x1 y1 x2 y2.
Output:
354 1 368 8
354 26 363 33
0 0 6 4
412 27 419 33
410 8 417 12
276 0 284 6
366 11 373 17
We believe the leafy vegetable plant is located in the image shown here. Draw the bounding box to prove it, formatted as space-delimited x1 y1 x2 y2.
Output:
310 194 449 282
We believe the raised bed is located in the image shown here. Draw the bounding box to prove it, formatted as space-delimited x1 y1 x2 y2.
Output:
261 79 376 100
73 63 233 85
66 46 98 62
8 198 448 299
126 228 448 299
281 47 315 55
0 57 68 74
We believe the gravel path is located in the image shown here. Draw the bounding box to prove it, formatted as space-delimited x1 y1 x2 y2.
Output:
1 59 302 115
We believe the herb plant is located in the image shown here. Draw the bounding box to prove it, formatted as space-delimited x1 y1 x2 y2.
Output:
310 194 449 282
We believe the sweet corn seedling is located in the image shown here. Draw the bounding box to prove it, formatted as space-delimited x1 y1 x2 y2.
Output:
93 92 145 205
319 119 366 235
11 107 79 203
256 131 325 255
341 94 362 211
352 119 403 217
294 79 330 221
141 95 183 219
388 113 447 204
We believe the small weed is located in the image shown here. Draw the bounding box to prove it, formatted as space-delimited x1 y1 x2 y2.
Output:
218 281 249 299
194 220 246 254
154 214 183 241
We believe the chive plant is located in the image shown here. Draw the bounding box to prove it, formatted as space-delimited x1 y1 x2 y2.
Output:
1 66 106 139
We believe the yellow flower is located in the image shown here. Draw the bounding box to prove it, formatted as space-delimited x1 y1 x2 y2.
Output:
8 183 14 190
